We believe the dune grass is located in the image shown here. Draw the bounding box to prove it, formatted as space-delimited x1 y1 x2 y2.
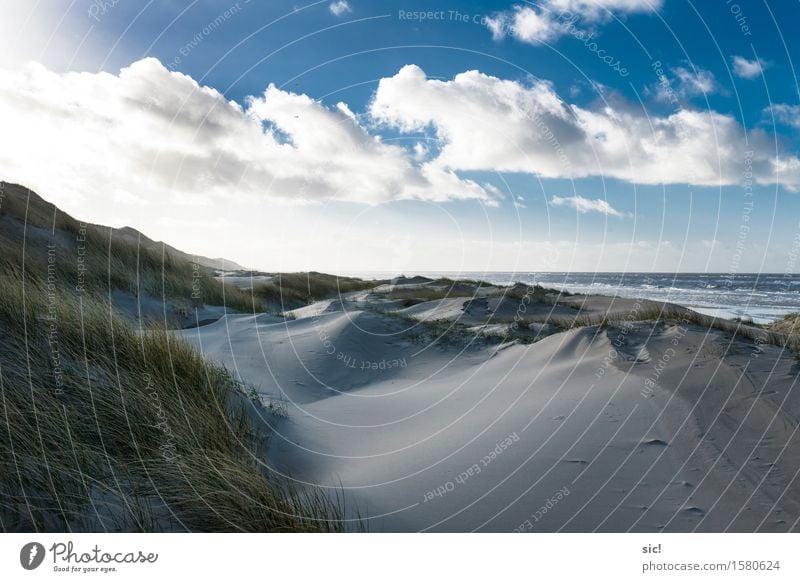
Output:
539 304 800 352
381 279 562 306
251 272 382 309
493 282 573 306
0 273 346 532
768 312 800 338
383 286 479 305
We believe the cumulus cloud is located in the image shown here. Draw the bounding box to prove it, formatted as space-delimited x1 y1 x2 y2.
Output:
485 0 661 45
550 195 627 217
0 58 498 211
370 64 800 190
329 0 351 17
732 55 768 80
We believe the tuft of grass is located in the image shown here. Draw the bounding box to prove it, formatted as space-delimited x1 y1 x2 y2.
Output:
504 283 572 302
384 287 477 302
767 312 800 339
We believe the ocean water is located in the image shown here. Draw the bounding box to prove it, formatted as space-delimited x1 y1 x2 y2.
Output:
345 271 800 324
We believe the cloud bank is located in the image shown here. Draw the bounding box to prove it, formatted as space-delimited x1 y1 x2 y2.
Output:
0 58 497 208
2 57 799 220
371 64 800 190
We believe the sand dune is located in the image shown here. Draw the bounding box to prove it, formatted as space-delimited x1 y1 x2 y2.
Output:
179 291 800 532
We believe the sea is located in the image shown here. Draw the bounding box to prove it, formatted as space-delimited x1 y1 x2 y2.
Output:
343 271 800 324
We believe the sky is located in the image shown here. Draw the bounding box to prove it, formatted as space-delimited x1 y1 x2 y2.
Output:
1 0 799 274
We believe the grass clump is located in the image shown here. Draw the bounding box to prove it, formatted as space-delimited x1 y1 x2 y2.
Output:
384 286 477 304
767 312 800 338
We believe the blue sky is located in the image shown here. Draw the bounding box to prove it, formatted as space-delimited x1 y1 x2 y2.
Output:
2 0 800 273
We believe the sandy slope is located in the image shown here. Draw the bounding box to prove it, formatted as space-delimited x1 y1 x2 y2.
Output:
178 300 800 532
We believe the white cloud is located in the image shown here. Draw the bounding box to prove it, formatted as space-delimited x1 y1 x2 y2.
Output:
370 64 800 190
551 195 627 216
485 0 661 45
0 58 498 213
329 0 351 17
412 142 429 161
547 0 663 18
768 104 800 129
650 65 720 103
732 56 768 80
111 189 150 206
672 66 718 97
485 6 566 44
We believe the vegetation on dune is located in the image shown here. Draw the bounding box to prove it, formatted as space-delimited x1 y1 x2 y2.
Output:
406 319 484 346
427 277 493 289
545 304 800 353
0 182 258 314
501 283 575 306
768 312 800 338
376 279 800 352
382 280 565 307
383 286 479 305
251 272 384 309
0 273 346 532
0 182 393 317
0 183 382 316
